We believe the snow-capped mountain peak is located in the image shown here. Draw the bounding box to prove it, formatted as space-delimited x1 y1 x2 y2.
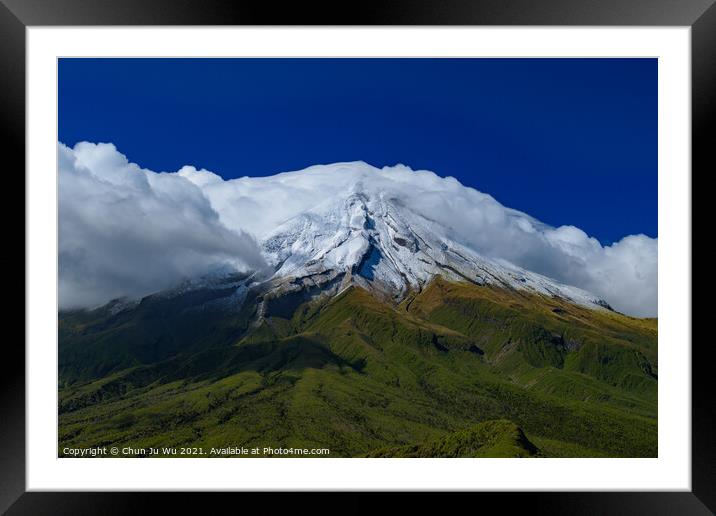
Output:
259 183 611 310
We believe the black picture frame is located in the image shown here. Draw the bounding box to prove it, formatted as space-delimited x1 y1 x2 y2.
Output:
3 1 712 513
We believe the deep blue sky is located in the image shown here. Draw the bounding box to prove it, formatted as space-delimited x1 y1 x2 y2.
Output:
59 58 656 244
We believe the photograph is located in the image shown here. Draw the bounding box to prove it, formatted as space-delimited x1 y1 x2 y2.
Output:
57 57 658 459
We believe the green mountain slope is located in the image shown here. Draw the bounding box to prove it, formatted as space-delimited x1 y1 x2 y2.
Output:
58 278 657 457
365 420 539 458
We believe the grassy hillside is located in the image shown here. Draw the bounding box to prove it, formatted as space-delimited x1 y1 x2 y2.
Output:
365 420 539 458
58 278 657 457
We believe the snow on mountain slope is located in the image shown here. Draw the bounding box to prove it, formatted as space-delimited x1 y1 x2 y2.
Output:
181 160 621 311
259 181 612 311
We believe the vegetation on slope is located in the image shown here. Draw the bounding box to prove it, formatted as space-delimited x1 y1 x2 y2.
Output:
365 420 539 458
58 278 658 458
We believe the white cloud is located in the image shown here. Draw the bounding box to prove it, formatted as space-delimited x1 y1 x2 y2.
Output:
59 142 266 309
59 142 657 317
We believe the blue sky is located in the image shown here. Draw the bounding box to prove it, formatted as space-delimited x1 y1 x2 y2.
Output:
58 58 656 245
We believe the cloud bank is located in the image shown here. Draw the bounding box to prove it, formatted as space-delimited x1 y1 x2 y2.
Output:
59 142 657 316
59 142 266 309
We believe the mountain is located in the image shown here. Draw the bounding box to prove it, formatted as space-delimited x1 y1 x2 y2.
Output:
58 173 657 458
260 185 612 311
